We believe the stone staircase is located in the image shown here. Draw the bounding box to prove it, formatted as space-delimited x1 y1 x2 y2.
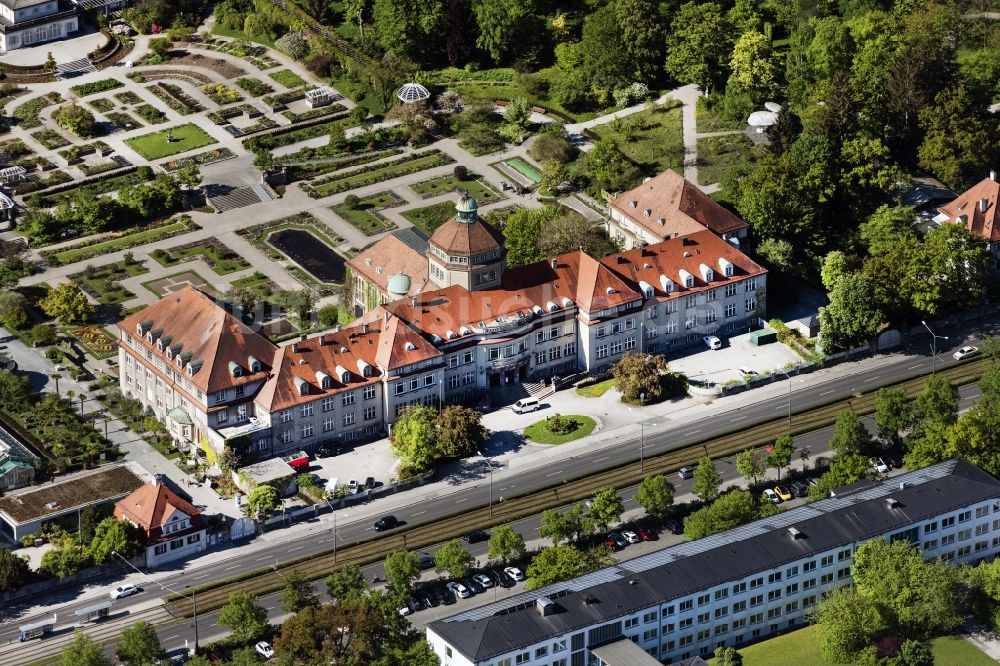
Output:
489 380 554 409
523 380 555 400
208 186 273 213
57 57 96 77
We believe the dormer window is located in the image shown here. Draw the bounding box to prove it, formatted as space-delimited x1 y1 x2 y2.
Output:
146 332 154 343
321 376 332 389
186 365 193 376
165 349 172 360
136 323 143 335
248 356 261 373
294 376 308 396
341 371 350 383
405 342 416 351
643 209 651 217
156 339 164 352
685 276 694 288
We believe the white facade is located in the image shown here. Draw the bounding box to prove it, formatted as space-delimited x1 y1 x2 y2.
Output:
0 0 78 52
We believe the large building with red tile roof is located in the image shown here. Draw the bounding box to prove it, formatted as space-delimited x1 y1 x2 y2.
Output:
114 476 207 567
121 197 765 460
607 170 749 249
933 173 1000 255
346 233 430 313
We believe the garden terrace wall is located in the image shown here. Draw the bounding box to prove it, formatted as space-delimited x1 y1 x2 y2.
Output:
242 111 349 151
25 165 138 201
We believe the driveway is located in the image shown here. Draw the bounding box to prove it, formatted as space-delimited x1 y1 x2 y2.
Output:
667 332 804 384
308 438 398 491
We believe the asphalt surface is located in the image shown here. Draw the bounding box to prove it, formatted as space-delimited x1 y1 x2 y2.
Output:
0 333 990 662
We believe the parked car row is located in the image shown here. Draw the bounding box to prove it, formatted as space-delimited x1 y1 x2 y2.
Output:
400 567 526 615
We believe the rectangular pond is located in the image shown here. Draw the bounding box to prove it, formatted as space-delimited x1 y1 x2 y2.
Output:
268 229 345 283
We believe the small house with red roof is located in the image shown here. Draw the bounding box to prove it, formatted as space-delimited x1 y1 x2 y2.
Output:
114 477 207 567
933 172 1000 256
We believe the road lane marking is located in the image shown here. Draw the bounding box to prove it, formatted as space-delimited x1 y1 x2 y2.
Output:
164 634 179 641
193 574 209 580
731 416 746 421
907 364 922 369
256 556 271 562
290 546 303 552
775 405 788 410
545 470 562 477
684 429 701 436
863 376 880 382
455 498 468 503
224 565 241 571
411 511 426 516
819 390 834 396
593 457 609 463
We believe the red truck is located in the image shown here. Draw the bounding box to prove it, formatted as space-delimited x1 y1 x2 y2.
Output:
281 450 310 472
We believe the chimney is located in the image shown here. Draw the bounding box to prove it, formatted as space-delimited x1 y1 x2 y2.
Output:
551 258 557 269
681 236 689 245
536 597 555 617
991 170 997 182
362 324 368 334
411 296 417 308
300 333 308 342
151 474 161 487
334 324 342 333
980 198 989 213
291 342 299 353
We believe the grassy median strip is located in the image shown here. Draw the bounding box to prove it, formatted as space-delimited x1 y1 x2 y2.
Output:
165 358 990 617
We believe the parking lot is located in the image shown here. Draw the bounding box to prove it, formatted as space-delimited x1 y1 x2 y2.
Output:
307 438 399 492
668 331 804 384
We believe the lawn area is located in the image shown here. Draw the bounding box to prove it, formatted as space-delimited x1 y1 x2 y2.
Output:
308 151 454 197
697 133 764 186
592 104 684 174
330 190 401 236
695 96 747 134
212 24 275 47
69 259 147 306
401 201 457 235
124 124 218 160
229 271 280 305
269 69 307 89
707 625 995 666
52 218 197 264
576 378 617 397
524 415 597 445
409 173 504 203
150 239 251 275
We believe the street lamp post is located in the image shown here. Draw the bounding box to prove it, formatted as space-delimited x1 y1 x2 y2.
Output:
639 392 645 471
779 372 793 429
921 320 948 374
479 451 494 516
112 551 199 653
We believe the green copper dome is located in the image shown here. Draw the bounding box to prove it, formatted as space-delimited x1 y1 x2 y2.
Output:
455 194 479 223
387 272 411 295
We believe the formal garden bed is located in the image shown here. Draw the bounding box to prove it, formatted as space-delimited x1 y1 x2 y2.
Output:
329 190 403 236
400 200 458 235
575 377 617 397
162 147 236 172
201 83 243 105
242 113 350 154
65 326 119 360
70 77 124 97
409 171 503 203
79 159 126 177
113 90 143 105
235 77 274 96
13 93 64 129
26 165 152 208
134 104 168 124
228 270 281 307
285 148 405 181
590 103 684 175
11 169 72 195
141 269 220 298
147 82 204 115
268 69 307 88
30 129 70 150
149 238 250 275
43 215 200 265
523 414 597 444
106 111 144 131
88 97 116 113
69 257 148 306
125 124 218 160
282 104 345 124
302 150 454 198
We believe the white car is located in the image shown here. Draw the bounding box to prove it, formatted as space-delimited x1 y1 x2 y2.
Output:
621 530 640 544
347 479 360 494
255 641 275 659
473 573 494 589
447 581 471 598
703 335 722 350
677 466 694 480
738 367 758 376
398 603 412 616
762 488 781 504
953 346 979 361
504 566 525 582
109 583 138 600
871 457 890 474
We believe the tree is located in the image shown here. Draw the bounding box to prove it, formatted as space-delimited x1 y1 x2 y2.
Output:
683 490 756 540
913 374 958 431
918 83 1000 191
735 448 766 488
539 159 569 194
578 4 631 95
897 640 934 666
860 205 918 257
218 590 268 643
40 545 90 578
819 251 852 292
0 547 30 593
714 646 743 666
584 139 640 192
391 405 437 472
808 453 874 499
225 286 260 316
115 620 162 665
89 517 141 565
664 1 729 93
446 0 472 66
317 304 340 327
280 569 319 612
325 564 368 602
53 103 97 138
767 435 794 481
818 272 881 353
0 292 28 330
526 544 591 590
371 0 447 63
727 30 777 101
584 487 624 533
539 504 585 545
434 539 472 579
816 587 884 664
41 283 93 324
829 409 871 456
852 539 964 638
536 211 615 259
611 353 669 402
0 369 31 412
501 206 556 267
487 525 525 565
435 405 488 459
244 485 280 521
275 32 310 60
917 223 989 316
615 0 664 83
278 288 316 322
874 387 912 447
59 631 110 666
384 550 421 596
692 457 721 503
472 0 535 66
635 475 675 521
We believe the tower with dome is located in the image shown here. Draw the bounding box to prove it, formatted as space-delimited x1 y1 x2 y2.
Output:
426 194 505 291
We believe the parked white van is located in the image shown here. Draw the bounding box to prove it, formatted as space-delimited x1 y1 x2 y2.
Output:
512 398 540 414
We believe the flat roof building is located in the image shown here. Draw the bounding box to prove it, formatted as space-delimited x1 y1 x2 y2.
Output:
426 459 1000 666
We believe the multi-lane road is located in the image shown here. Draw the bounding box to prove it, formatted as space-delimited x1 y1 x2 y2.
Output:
0 334 991 663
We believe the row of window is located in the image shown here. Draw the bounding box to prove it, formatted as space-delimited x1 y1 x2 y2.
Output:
595 337 636 359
